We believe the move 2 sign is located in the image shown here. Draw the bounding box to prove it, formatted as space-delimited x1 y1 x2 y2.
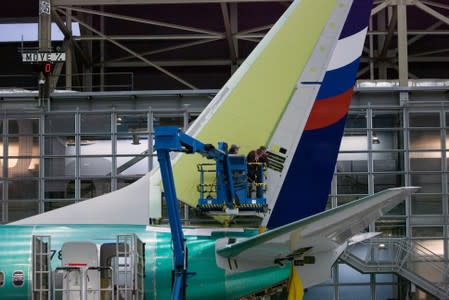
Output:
22 52 66 63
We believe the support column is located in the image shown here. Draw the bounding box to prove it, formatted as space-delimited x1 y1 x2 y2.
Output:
367 104 376 233
39 112 45 213
368 18 374 80
65 8 73 90
2 119 8 223
402 107 411 238
377 8 388 79
75 109 81 202
183 106 190 224
100 6 105 91
39 0 52 103
147 107 154 172
111 110 117 191
230 3 239 74
397 0 409 87
39 0 51 51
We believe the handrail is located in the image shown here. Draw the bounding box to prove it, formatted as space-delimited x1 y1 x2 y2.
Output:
341 237 449 298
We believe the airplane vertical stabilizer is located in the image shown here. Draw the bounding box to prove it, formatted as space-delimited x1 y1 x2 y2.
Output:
173 0 356 207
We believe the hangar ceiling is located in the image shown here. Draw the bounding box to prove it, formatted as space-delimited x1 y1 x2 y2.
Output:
1 0 449 90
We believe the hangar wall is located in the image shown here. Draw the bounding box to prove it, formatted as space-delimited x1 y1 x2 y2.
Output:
1 81 448 299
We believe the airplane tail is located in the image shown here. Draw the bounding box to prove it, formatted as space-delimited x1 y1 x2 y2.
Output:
11 0 373 226
172 0 372 211
263 0 373 229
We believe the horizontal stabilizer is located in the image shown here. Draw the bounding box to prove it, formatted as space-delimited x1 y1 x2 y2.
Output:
217 187 418 259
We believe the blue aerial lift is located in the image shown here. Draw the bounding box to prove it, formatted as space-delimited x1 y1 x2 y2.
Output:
154 126 267 299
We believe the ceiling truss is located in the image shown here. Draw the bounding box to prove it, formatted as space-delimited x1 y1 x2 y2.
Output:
37 0 449 89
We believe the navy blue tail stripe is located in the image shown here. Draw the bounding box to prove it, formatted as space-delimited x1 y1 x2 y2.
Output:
339 0 374 39
266 117 347 229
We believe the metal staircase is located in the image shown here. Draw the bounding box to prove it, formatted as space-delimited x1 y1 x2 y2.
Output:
341 237 449 299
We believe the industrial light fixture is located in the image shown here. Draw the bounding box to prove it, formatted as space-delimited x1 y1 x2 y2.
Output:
372 133 380 144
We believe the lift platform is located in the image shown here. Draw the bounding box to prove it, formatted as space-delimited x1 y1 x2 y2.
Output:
196 142 267 215
154 126 268 299
155 126 267 215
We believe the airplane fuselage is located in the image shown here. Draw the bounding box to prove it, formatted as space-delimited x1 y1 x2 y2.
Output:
0 224 289 299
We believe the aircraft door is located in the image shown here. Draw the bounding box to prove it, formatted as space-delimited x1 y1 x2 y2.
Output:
55 242 101 300
100 235 144 300
32 235 51 300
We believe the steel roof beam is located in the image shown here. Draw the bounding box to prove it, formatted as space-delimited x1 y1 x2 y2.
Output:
371 0 393 16
75 34 223 40
220 3 237 64
54 0 291 5
52 9 91 65
379 8 397 59
420 0 449 11
101 38 221 65
104 59 243 67
58 8 197 89
367 29 449 35
414 0 449 27
60 5 222 35
411 47 449 57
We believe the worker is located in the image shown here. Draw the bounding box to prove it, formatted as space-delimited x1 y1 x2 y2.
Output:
229 144 240 154
256 146 268 166
246 148 258 182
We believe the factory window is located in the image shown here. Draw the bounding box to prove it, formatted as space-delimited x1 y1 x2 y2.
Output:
412 226 444 238
44 200 76 212
45 114 75 134
8 201 39 223
371 130 403 150
80 135 112 155
12 270 24 287
154 115 184 128
376 217 406 237
337 195 367 206
44 135 74 156
336 157 368 173
337 174 368 195
409 112 440 128
80 113 111 133
409 129 441 150
410 153 442 171
44 179 76 200
117 156 150 176
339 264 369 283
373 110 402 128
413 240 444 257
410 174 442 193
341 133 369 152
346 110 367 128
374 174 404 193
412 195 443 215
45 157 75 177
79 157 112 176
8 179 38 200
373 151 404 173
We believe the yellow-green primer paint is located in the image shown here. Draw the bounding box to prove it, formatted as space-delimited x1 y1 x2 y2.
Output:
173 0 337 206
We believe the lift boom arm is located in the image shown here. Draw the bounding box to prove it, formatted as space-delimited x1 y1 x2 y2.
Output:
154 126 225 299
